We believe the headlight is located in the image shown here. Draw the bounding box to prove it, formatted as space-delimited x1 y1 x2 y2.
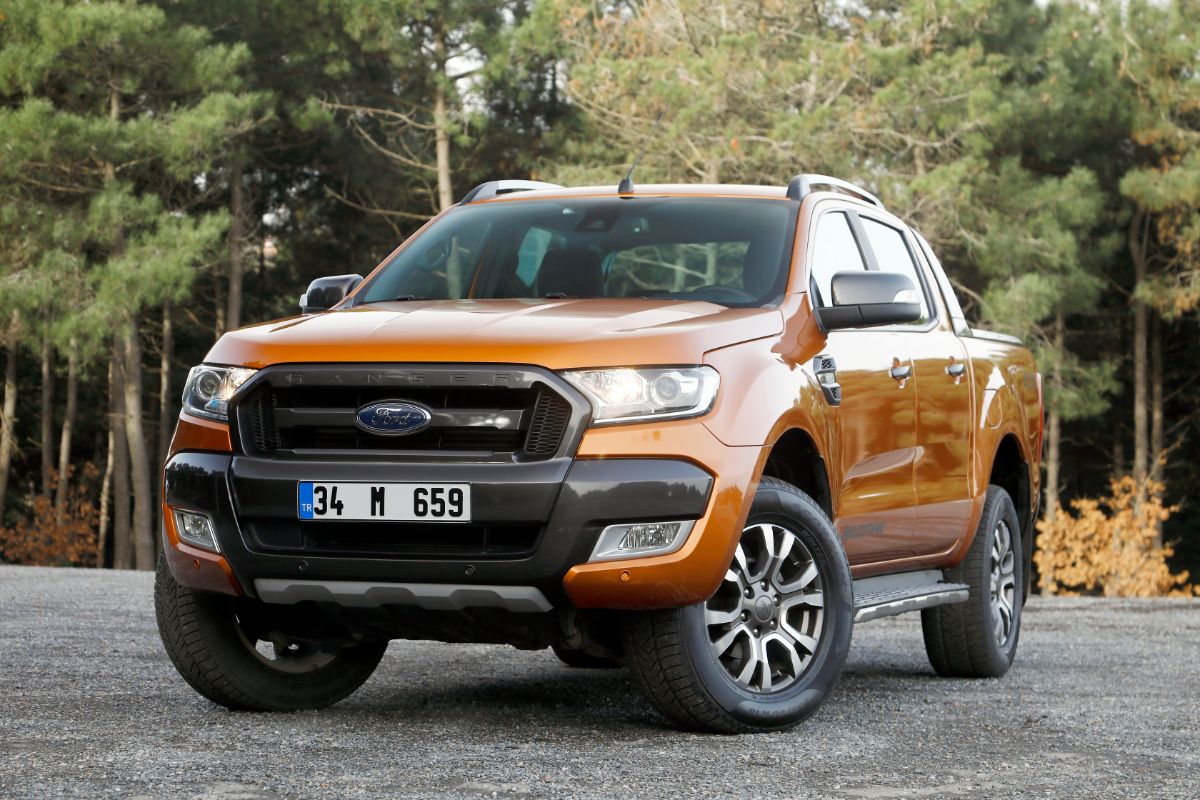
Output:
562 366 719 425
181 365 257 422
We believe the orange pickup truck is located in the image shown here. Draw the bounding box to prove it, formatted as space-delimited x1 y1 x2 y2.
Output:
155 176 1042 733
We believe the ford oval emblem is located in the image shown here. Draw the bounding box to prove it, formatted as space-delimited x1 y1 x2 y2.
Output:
354 400 432 437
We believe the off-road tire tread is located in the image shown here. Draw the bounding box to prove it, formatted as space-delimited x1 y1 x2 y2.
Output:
622 477 836 734
154 554 385 711
921 485 1018 678
623 607 753 734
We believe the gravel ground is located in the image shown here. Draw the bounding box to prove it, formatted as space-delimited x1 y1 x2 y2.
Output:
0 565 1197 800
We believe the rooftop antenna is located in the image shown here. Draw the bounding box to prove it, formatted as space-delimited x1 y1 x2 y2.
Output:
617 108 667 195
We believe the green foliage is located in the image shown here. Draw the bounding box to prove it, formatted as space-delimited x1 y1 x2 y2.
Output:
0 0 1198 573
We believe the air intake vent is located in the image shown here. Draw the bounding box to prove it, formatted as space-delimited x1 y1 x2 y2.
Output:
249 389 280 453
524 388 571 457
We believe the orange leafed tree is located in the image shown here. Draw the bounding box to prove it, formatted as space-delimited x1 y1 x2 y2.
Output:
0 464 99 567
1035 473 1196 597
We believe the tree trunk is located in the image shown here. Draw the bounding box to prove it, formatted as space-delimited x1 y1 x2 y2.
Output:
54 340 78 526
41 333 55 497
1130 210 1149 493
123 317 155 570
226 158 246 331
214 272 226 337
111 336 132 570
158 300 174 467
1112 428 1125 479
0 310 19 524
434 24 453 213
97 363 114 569
1150 314 1163 478
1150 313 1164 547
1042 312 1064 523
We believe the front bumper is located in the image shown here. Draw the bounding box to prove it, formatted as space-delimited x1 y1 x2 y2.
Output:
163 450 714 608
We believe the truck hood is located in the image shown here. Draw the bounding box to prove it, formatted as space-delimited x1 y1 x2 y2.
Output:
205 298 783 370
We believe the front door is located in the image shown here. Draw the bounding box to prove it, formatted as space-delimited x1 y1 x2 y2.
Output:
807 208 918 566
826 330 919 564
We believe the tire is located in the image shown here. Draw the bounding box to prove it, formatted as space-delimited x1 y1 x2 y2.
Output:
154 554 387 711
551 645 623 669
623 477 853 733
921 484 1023 678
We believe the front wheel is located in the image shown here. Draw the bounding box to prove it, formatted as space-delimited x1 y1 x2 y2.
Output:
551 644 623 669
623 477 853 733
154 555 387 711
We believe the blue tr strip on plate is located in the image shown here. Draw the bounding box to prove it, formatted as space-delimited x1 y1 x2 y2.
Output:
298 482 314 519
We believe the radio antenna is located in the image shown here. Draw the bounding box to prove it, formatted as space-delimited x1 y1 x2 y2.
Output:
617 108 667 195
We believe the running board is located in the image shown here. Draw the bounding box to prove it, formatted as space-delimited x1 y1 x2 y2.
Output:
852 569 969 623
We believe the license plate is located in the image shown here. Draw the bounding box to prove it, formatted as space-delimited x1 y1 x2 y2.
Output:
297 482 471 522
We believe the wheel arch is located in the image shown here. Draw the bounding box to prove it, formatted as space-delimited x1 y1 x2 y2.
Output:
989 433 1033 603
760 427 834 521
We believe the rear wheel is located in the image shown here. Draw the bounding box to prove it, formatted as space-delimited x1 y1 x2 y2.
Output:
623 477 853 733
154 555 387 710
921 485 1024 678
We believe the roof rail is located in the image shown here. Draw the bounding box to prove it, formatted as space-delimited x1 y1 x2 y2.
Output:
785 174 881 207
459 179 563 204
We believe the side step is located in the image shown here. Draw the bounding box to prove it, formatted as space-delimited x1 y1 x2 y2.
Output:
852 569 969 623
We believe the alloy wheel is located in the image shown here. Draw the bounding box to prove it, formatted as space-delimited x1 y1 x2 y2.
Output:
704 522 825 693
989 520 1017 647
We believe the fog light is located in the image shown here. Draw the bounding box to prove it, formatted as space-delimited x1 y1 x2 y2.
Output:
588 520 695 563
173 509 219 553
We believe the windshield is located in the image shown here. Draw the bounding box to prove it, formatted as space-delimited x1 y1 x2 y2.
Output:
357 197 798 308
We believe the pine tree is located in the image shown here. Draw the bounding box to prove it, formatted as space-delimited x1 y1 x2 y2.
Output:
0 0 257 567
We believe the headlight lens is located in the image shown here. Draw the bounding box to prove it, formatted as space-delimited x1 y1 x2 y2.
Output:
181 365 257 422
562 366 719 425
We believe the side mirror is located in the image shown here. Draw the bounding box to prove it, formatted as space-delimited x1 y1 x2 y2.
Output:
814 271 922 330
299 274 363 314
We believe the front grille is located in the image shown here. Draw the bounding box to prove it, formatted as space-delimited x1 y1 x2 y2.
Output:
244 519 542 559
234 367 579 461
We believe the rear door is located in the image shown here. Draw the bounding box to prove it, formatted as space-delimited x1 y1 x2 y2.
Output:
856 216 974 557
807 208 918 566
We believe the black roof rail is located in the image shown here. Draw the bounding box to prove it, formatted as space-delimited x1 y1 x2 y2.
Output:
459 179 563 204
785 174 881 207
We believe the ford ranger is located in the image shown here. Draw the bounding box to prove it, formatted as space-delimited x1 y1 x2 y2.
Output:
155 175 1042 733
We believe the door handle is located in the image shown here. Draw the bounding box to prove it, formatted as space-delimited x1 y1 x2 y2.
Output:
946 362 965 377
889 364 912 381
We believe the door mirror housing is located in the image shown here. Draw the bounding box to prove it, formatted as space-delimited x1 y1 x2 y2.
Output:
814 271 922 330
299 274 363 314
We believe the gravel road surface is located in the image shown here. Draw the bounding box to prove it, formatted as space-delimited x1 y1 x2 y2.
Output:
1 565 1197 799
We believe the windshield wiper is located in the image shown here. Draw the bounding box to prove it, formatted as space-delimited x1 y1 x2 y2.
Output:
388 294 423 301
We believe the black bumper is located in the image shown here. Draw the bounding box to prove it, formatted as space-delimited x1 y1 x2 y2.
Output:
163 452 713 604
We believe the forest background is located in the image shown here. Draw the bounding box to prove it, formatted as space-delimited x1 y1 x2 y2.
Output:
1 0 1197 596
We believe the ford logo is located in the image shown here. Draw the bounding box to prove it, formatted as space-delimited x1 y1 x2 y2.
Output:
354 400 432 437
